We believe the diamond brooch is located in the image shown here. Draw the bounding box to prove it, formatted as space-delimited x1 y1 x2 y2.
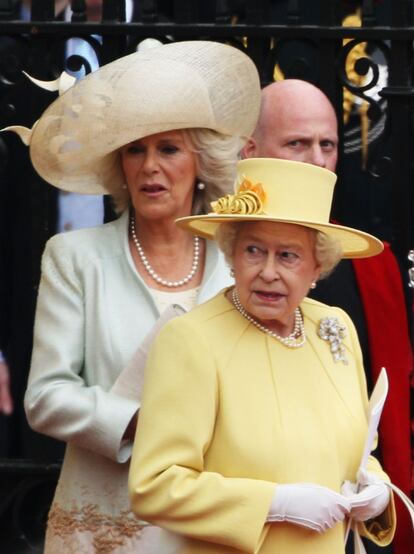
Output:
318 317 348 364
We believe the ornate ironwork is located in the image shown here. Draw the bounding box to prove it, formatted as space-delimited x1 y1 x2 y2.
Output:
408 250 414 288
1 0 414 550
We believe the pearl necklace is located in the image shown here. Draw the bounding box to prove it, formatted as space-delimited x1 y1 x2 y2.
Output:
130 215 200 288
232 288 306 348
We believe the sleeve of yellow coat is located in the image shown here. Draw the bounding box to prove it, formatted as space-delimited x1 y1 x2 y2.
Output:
358 459 396 546
128 317 275 553
344 309 396 545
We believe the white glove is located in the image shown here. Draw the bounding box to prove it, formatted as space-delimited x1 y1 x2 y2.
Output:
341 468 390 522
267 483 351 533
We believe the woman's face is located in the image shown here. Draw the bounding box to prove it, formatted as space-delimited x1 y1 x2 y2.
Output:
232 221 321 334
120 130 198 222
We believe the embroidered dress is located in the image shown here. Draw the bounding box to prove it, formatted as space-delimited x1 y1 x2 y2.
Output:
25 211 232 553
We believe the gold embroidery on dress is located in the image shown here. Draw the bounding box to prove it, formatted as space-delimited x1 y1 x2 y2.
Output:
48 503 145 553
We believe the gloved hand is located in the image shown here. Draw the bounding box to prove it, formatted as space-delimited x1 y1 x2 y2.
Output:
341 468 390 522
267 483 351 533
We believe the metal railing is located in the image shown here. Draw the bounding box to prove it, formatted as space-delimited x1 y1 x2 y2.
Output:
0 0 413 550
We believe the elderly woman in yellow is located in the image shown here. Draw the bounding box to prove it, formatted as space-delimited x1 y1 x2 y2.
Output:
129 158 396 554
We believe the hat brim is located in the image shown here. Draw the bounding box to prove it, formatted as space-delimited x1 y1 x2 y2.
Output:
176 214 383 258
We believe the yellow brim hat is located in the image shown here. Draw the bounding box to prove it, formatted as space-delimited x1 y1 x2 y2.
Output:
176 158 383 259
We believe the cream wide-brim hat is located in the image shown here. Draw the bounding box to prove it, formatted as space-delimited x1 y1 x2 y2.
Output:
23 41 261 195
176 158 383 258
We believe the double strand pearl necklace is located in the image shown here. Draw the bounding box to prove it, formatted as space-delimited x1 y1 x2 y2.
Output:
130 215 200 288
232 288 306 348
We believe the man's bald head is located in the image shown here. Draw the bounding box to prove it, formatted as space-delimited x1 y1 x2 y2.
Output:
243 79 338 172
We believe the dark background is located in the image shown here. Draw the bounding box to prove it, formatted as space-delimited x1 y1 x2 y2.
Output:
0 0 413 551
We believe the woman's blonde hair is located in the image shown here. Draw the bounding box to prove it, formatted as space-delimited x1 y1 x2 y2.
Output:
215 222 342 280
110 128 243 214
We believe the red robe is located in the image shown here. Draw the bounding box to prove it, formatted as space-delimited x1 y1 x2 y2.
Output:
353 243 413 552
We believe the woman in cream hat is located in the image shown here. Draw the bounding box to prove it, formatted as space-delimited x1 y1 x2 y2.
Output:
129 158 396 554
6 41 261 552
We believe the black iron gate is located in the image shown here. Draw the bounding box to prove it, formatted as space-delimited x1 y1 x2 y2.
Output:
0 0 413 551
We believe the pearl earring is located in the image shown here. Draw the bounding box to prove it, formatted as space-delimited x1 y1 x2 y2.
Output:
121 184 127 190
310 282 317 289
197 182 206 191
230 268 235 277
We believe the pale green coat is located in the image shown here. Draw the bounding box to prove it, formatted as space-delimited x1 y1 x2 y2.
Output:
25 210 232 553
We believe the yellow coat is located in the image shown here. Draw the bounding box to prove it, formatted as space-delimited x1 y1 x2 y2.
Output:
129 292 395 554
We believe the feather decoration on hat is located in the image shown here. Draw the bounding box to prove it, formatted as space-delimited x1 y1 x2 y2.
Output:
211 178 266 215
1 71 76 145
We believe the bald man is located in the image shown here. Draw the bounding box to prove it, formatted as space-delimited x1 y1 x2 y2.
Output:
244 79 338 171
244 79 413 554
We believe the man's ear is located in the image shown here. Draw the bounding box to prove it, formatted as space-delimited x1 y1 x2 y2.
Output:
241 137 258 159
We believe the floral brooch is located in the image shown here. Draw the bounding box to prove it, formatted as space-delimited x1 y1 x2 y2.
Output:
318 317 348 364
211 177 266 215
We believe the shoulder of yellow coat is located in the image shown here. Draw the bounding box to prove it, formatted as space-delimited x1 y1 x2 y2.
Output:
157 289 251 362
302 296 354 325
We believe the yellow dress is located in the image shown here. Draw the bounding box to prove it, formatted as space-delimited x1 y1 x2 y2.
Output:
129 292 395 554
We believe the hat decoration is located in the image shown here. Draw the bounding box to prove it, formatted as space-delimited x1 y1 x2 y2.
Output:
176 157 384 259
2 71 77 146
211 178 266 215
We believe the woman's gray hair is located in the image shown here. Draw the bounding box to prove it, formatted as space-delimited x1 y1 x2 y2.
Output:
109 128 243 214
215 222 342 280
314 231 343 278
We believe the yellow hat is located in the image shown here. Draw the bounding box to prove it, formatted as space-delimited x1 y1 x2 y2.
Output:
176 158 383 258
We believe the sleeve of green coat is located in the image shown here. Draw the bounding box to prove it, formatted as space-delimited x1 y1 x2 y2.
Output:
128 317 275 553
25 235 138 463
